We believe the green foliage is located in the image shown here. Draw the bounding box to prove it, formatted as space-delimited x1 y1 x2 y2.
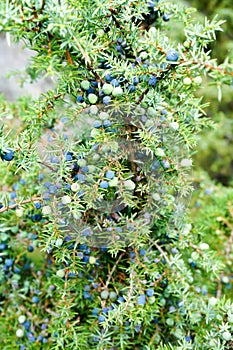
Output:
0 0 232 349
186 0 233 186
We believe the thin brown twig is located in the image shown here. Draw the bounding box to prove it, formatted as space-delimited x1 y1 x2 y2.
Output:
38 160 58 172
152 240 170 265
105 252 125 288
0 197 42 213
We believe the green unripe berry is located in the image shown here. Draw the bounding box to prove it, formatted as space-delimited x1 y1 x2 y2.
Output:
109 291 117 300
199 243 209 250
112 87 123 97
141 102 148 109
155 148 166 157
99 112 109 120
191 252 199 261
55 238 63 247
89 256 96 264
147 107 157 117
183 40 190 48
208 297 217 306
102 144 111 153
222 276 229 283
61 195 72 204
73 212 82 220
92 153 100 162
18 315 26 324
42 205 52 215
110 141 119 152
183 77 192 85
152 193 161 201
148 296 156 304
139 51 148 60
16 208 24 217
154 334 161 344
173 329 183 339
148 27 156 36
56 269 65 278
77 159 87 167
97 29 105 36
180 158 192 167
71 183 80 192
89 105 99 115
123 180 136 190
88 165 96 173
91 128 101 137
169 122 179 131
80 80 90 90
109 177 118 187
160 298 166 306
193 76 203 86
166 318 174 326
88 93 98 104
222 331 231 341
102 83 113 95
100 290 109 299
16 329 24 338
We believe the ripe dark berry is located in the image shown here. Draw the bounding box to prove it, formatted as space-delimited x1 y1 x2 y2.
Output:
76 95 84 103
0 243 6 250
81 166 89 173
111 79 119 87
105 74 113 82
31 214 42 221
118 296 125 303
5 258 14 267
91 81 98 88
162 13 170 21
100 181 109 189
93 120 102 128
65 152 73 161
166 49 179 62
103 96 111 105
116 45 122 52
98 315 105 323
48 185 57 194
146 288 154 297
32 296 39 303
103 119 112 128
139 249 146 256
147 1 155 8
128 85 136 93
87 87 95 94
92 308 99 316
148 76 157 86
137 294 146 305
34 202 41 209
1 149 14 161
74 174 86 182
105 170 115 179
133 76 139 85
27 245 34 252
